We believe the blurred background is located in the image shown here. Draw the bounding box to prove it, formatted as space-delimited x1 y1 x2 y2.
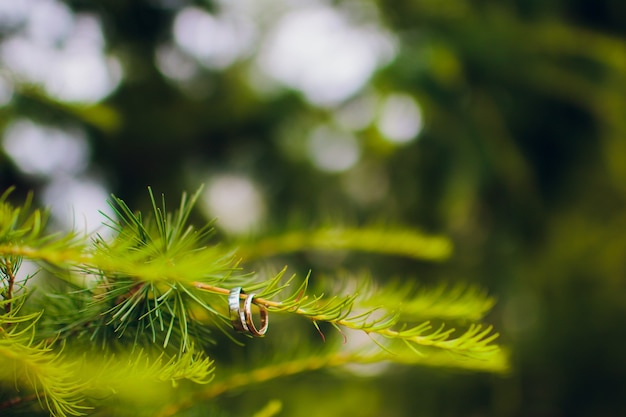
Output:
1 0 626 416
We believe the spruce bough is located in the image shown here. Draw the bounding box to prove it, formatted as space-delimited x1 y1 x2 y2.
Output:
0 187 508 416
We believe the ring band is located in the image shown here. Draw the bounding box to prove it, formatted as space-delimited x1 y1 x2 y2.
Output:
228 287 249 333
243 293 269 337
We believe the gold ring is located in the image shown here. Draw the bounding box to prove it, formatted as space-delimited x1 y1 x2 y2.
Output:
243 293 269 337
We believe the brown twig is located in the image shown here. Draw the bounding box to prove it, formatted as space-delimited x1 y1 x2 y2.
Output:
0 393 38 411
192 282 285 310
1 258 16 313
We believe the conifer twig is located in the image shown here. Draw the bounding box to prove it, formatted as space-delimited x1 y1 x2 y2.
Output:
154 351 366 417
192 281 500 357
236 228 452 261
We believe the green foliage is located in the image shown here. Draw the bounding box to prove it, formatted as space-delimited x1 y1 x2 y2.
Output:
0 297 87 417
0 189 506 416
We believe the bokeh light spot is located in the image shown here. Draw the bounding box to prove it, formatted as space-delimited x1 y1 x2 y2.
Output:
24 0 73 46
42 176 113 236
172 6 255 70
155 42 199 82
377 93 423 143
307 125 360 173
257 5 395 107
202 175 265 235
0 3 121 103
2 119 90 177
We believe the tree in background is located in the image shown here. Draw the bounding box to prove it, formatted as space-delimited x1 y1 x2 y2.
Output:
1 0 626 416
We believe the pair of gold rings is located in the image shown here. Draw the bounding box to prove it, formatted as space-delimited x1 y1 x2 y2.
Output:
228 287 269 337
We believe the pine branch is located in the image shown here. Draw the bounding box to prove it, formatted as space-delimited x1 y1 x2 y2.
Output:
1 188 503 360
0 187 509 416
155 332 508 417
0 188 86 270
0 302 89 417
1 296 216 416
79 346 215 393
193 279 501 359
154 350 370 417
359 280 497 321
235 227 452 261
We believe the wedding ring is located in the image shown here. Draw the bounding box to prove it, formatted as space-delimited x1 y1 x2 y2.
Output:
228 287 248 333
243 293 269 337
